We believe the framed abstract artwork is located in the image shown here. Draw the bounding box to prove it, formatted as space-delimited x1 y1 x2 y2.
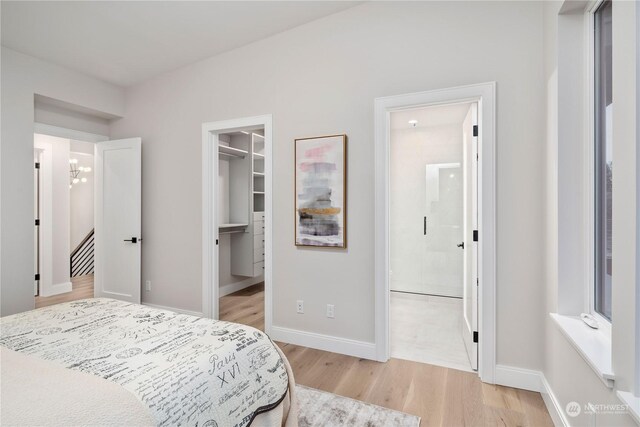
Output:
295 134 347 248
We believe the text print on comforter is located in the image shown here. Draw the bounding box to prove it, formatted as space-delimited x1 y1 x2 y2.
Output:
0 298 288 426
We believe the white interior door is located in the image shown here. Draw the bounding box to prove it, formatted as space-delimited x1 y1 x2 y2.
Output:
94 138 142 303
462 104 479 370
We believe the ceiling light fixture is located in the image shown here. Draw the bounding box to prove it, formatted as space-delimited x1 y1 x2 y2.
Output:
69 158 91 187
408 119 418 127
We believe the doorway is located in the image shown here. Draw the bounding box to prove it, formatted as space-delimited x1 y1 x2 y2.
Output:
218 128 266 330
33 124 143 308
202 115 273 333
374 83 496 383
389 102 476 372
33 132 99 307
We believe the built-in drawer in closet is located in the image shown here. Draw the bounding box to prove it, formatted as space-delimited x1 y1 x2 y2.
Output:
253 261 265 276
253 220 264 235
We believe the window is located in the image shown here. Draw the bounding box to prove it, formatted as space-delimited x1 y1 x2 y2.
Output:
594 0 612 321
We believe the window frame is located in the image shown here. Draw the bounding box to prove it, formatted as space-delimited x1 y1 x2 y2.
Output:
587 0 613 331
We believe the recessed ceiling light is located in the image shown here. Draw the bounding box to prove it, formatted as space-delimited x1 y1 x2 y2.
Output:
408 120 418 127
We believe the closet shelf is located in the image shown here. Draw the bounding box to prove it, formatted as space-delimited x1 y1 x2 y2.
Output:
253 172 265 176
219 223 248 233
253 152 265 158
253 191 265 195
219 145 248 158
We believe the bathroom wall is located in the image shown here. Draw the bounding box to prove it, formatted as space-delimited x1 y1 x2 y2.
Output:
390 119 464 297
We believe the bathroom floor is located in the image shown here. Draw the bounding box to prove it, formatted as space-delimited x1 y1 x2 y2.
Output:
390 291 473 372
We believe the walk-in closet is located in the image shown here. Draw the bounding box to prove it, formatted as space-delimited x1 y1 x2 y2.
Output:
217 130 265 300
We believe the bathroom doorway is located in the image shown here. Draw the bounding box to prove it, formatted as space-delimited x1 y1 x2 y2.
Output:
388 101 478 372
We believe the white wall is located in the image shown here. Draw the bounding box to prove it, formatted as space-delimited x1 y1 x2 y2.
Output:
389 123 463 297
51 137 70 288
542 1 638 425
70 153 94 250
1 47 124 315
35 100 111 137
110 1 546 370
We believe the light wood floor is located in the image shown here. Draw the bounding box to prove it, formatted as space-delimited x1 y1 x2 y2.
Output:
35 274 94 309
221 283 554 427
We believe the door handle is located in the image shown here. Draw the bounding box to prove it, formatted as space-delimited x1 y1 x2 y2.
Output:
124 237 140 243
457 242 464 249
423 216 427 236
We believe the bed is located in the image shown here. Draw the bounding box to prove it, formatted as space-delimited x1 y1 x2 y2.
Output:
0 298 298 427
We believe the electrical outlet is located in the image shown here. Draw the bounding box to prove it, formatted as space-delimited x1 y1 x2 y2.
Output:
296 300 304 314
326 304 335 318
145 280 151 291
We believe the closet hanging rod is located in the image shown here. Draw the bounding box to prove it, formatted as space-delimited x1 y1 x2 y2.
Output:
219 230 246 235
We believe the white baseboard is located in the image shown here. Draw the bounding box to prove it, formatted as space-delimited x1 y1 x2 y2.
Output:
495 365 566 427
142 302 203 318
541 375 570 427
219 276 263 297
495 364 544 392
40 281 72 297
270 326 377 360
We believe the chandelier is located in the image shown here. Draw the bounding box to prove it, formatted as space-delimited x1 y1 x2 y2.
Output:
69 158 91 188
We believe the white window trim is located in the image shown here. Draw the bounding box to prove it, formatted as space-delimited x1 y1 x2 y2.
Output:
616 3 640 419
635 0 640 400
550 313 614 388
586 0 613 334
552 0 615 386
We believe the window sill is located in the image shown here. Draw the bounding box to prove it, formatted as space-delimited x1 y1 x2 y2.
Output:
550 313 614 388
617 391 640 424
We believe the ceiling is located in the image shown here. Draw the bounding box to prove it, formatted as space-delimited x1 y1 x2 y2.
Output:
390 103 473 130
1 1 360 87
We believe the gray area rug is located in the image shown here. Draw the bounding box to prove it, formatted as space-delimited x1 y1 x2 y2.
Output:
296 385 421 427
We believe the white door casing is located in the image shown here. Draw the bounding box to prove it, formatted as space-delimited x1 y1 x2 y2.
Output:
462 103 479 370
375 82 496 383
94 138 142 303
